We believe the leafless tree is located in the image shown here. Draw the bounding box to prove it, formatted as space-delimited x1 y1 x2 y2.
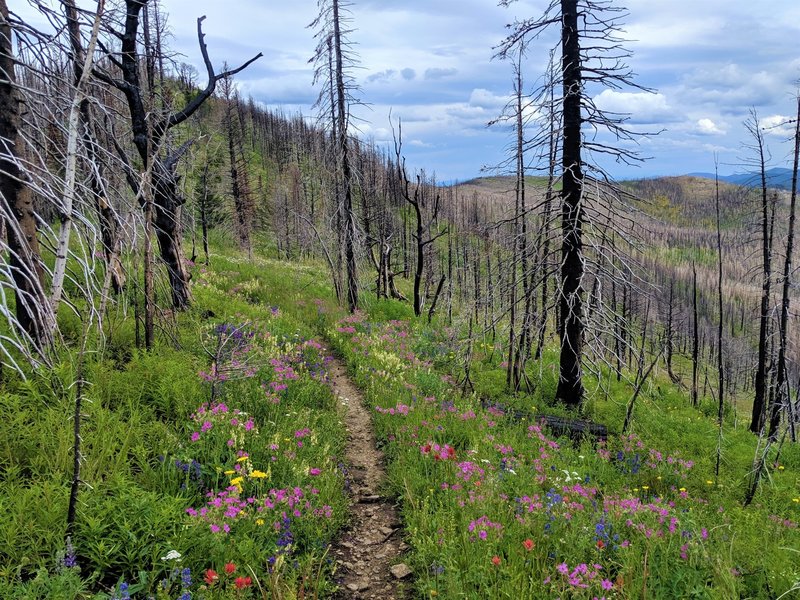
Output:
309 0 361 312
497 0 652 408
744 108 776 434
219 70 254 254
392 119 447 317
0 0 56 356
769 96 800 441
93 0 261 310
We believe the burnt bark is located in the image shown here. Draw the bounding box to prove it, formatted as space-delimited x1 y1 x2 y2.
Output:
769 96 800 441
692 261 699 406
555 0 585 407
0 1 52 349
748 109 774 433
97 0 261 310
330 0 359 312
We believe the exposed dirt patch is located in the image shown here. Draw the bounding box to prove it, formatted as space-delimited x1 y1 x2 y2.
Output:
326 352 411 599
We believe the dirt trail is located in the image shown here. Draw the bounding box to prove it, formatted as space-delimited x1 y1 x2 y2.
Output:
326 352 411 599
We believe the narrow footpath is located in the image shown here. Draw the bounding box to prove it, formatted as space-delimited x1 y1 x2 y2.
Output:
326 352 411 599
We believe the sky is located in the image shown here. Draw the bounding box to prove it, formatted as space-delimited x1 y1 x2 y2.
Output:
18 0 800 182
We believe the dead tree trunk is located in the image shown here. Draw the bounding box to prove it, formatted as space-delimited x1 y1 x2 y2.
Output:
220 74 253 253
95 1 261 310
748 109 775 433
715 168 725 477
692 261 699 406
555 0 585 407
63 0 125 296
0 1 53 350
393 124 446 317
769 96 800 441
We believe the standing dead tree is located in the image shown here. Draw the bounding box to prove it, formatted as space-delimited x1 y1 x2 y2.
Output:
489 43 534 391
498 0 652 408
392 119 447 317
0 1 55 355
769 96 800 442
309 0 361 312
219 70 254 254
744 108 776 434
94 0 261 310
50 0 106 312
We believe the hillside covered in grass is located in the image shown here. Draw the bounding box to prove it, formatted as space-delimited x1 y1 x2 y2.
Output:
1 234 798 599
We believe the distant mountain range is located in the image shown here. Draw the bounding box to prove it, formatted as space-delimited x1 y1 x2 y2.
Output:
688 167 795 190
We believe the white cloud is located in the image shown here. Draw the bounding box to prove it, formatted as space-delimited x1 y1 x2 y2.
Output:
695 118 726 136
592 90 678 124
469 89 510 109
760 115 795 138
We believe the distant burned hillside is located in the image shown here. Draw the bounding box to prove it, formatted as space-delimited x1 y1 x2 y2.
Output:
448 172 797 408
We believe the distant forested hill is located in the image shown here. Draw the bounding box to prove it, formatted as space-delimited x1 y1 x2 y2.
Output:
689 167 795 189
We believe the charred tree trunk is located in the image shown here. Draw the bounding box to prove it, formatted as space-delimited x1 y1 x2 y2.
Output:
665 279 678 382
97 0 260 310
769 96 800 441
555 0 585 407
715 168 725 477
0 2 52 350
331 0 359 312
199 162 211 265
749 109 774 433
221 76 253 253
692 261 699 406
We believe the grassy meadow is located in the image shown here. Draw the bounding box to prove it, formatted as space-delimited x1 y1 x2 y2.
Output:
0 236 798 599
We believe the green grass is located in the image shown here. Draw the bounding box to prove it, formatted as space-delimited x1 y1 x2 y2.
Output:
0 237 349 599
2 233 799 599
322 302 800 599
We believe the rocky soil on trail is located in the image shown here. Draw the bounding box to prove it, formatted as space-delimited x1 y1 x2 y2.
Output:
327 353 412 599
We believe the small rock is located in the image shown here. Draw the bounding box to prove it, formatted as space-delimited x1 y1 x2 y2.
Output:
379 526 394 536
359 494 382 503
390 563 413 580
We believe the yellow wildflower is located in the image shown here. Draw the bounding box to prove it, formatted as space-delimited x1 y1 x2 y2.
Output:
224 470 236 475
251 470 268 479
256 518 265 526
237 456 249 463
230 476 244 486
